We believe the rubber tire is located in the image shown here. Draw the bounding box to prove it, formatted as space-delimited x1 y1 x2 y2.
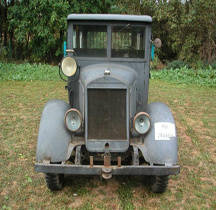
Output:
44 173 64 190
150 175 169 193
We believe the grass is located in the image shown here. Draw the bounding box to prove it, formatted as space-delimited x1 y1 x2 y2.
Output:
0 62 61 81
0 63 216 209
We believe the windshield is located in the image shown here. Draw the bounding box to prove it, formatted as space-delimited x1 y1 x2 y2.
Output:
72 24 146 59
111 25 145 59
73 25 107 57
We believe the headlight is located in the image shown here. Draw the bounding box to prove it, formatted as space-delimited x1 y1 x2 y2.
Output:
65 109 82 132
61 56 77 77
133 112 151 134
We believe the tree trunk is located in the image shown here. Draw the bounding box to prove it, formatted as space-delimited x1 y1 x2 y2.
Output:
3 1 8 47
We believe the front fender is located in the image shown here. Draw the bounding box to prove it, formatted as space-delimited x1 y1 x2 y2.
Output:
36 99 71 162
141 102 178 165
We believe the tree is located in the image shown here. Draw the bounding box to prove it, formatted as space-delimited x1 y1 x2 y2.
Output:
8 0 70 61
1 0 215 64
7 0 117 62
114 0 216 65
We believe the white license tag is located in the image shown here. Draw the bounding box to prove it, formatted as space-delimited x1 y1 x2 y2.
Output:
155 122 176 140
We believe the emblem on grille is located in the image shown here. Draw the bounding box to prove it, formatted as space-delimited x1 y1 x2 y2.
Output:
104 68 110 75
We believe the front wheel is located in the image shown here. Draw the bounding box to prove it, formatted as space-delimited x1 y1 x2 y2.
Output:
44 173 64 190
150 175 169 193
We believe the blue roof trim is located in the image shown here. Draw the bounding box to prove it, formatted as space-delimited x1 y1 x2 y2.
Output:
67 14 152 23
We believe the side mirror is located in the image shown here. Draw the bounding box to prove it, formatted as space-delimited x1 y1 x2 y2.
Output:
154 38 162 49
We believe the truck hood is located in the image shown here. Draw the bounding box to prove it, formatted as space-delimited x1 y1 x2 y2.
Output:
80 63 137 89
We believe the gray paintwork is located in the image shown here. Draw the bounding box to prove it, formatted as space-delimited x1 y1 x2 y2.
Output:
80 64 137 153
36 99 71 162
35 163 180 175
67 14 152 22
35 14 179 175
134 102 178 165
66 17 152 155
68 20 152 111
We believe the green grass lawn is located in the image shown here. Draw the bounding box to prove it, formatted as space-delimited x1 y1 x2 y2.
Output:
1 78 215 209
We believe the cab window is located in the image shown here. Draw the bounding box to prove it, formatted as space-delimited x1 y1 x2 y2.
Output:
111 25 145 59
73 25 107 57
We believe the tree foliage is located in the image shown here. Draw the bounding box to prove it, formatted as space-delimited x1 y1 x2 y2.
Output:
0 0 215 64
115 0 216 65
1 0 116 62
7 0 70 62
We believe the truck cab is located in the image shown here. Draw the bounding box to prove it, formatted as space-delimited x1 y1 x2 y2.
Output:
35 14 180 193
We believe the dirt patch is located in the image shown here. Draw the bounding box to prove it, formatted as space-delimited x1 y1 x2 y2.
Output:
91 179 120 207
176 120 199 156
68 197 84 209
1 188 9 196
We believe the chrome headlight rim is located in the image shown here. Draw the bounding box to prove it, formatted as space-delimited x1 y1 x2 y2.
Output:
61 56 77 77
133 112 151 134
65 108 82 132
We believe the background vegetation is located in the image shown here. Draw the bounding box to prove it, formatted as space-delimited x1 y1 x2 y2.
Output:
0 62 215 87
0 0 216 65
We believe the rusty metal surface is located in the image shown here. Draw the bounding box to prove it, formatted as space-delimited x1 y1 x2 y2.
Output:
35 163 180 175
104 153 111 167
102 167 112 179
88 89 127 140
118 157 121 167
66 138 85 160
90 156 93 167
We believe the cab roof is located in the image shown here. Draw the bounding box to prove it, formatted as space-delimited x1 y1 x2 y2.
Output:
67 14 152 23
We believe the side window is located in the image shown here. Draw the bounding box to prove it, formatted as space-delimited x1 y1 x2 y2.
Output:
73 25 107 57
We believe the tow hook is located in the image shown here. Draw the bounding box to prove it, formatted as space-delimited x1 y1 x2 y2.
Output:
102 153 112 179
102 167 112 179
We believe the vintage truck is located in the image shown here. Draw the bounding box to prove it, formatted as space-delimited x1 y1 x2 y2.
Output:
35 14 180 193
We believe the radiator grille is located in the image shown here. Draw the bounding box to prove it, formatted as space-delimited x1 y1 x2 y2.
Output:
88 89 127 140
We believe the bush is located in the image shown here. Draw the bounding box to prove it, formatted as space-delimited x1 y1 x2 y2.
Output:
0 62 60 81
210 61 216 69
167 60 188 70
151 66 216 87
150 54 165 70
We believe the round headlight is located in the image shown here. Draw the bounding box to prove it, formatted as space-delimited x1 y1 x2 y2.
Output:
61 56 77 77
133 112 151 134
65 109 82 132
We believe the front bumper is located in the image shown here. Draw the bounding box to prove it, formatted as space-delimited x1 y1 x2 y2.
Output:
35 163 180 176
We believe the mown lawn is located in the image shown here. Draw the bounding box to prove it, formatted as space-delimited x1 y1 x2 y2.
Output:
0 79 215 209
